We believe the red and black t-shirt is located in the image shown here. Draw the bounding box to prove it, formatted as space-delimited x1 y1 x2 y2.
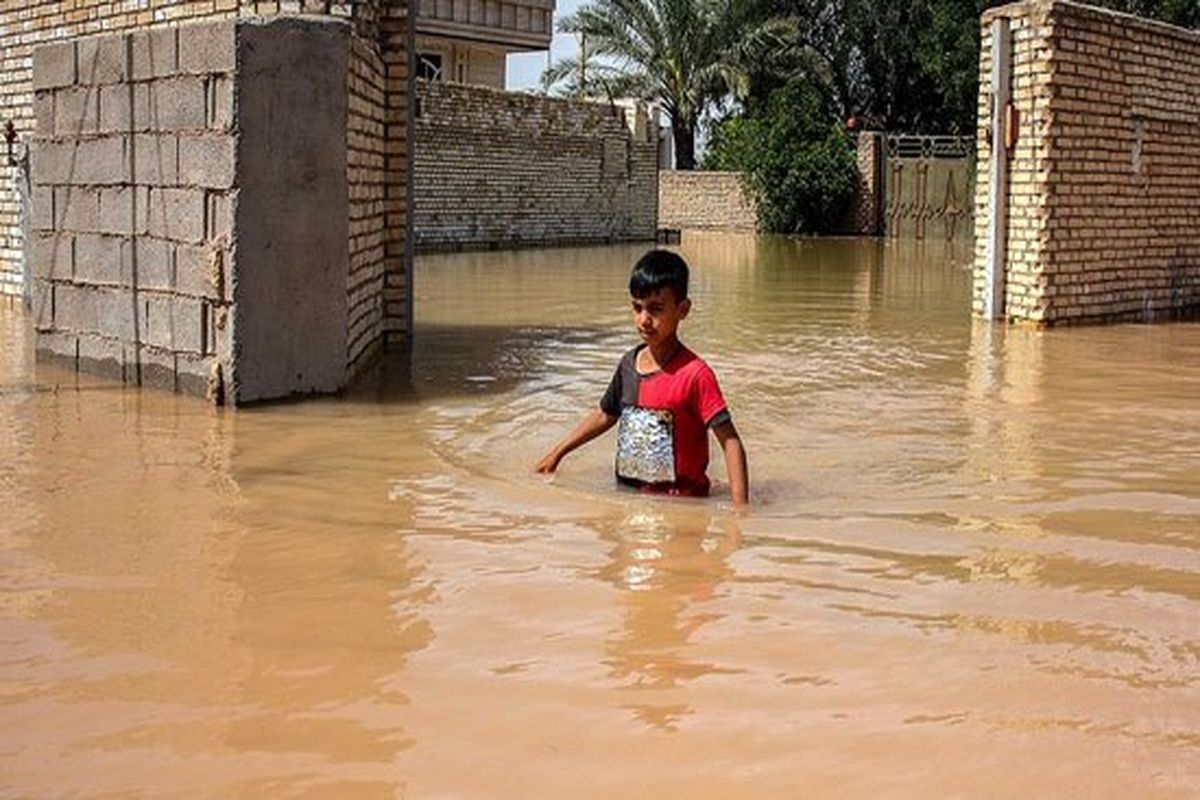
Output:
599 345 731 497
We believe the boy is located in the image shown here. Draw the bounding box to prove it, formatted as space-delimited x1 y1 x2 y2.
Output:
535 250 749 506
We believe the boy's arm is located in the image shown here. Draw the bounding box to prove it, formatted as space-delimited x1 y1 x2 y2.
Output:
536 409 618 473
712 419 749 507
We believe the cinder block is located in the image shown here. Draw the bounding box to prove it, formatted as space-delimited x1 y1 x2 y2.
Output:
138 346 178 391
175 352 212 396
32 280 55 330
133 134 179 185
77 35 129 86
131 28 178 81
32 233 73 280
31 185 55 231
175 242 225 299
98 186 150 235
53 87 100 136
178 21 236 75
55 187 101 231
100 84 135 133
179 135 234 188
78 136 131 185
74 233 129 285
205 190 235 241
100 290 137 341
208 77 234 130
33 137 129 186
77 333 128 381
52 285 98 332
147 77 207 131
36 330 77 363
144 294 205 353
34 92 55 138
148 187 206 243
31 140 72 185
175 243 207 297
32 41 76 91
132 236 173 290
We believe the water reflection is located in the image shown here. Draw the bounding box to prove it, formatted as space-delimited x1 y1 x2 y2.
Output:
1 372 435 796
594 505 741 731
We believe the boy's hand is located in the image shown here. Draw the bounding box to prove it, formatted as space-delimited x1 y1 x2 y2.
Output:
535 409 618 476
534 451 560 474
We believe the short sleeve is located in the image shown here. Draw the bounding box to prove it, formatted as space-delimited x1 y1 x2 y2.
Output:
694 363 730 427
599 364 622 417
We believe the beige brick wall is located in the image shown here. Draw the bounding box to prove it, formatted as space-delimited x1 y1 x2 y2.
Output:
975 0 1200 324
658 171 757 232
413 80 658 251
380 4 413 345
347 36 388 375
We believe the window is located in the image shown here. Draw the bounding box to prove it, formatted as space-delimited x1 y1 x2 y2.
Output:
417 53 443 81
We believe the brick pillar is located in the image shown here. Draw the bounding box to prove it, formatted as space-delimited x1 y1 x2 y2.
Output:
380 0 413 347
853 132 884 236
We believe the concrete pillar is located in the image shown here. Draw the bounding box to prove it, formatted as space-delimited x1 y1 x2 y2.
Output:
983 17 1012 321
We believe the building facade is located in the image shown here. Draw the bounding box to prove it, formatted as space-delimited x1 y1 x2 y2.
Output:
1 0 560 308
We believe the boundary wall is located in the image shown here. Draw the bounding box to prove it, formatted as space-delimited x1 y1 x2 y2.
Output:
413 80 658 251
658 171 757 232
657 133 886 235
26 13 412 403
974 1 1200 324
3 0 412 356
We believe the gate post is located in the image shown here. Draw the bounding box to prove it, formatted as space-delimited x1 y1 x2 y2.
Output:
983 17 1012 320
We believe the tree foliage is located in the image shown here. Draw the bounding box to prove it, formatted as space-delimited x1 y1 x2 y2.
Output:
705 82 858 234
540 0 786 169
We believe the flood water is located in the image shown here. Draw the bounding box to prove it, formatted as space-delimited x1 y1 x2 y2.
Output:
2 232 1198 798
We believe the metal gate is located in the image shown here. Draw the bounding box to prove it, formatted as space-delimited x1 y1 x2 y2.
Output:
883 135 974 240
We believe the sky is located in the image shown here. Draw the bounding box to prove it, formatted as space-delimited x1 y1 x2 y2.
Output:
505 0 584 91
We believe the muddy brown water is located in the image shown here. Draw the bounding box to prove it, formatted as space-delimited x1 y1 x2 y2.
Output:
2 233 1198 798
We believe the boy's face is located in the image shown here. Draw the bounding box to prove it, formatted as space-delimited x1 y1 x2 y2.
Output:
631 288 690 348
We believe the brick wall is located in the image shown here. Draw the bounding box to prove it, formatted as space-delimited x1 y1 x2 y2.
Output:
1 1 385 303
347 37 388 375
29 17 406 403
974 0 1200 324
379 2 413 347
658 133 886 235
412 80 658 251
657 171 757 232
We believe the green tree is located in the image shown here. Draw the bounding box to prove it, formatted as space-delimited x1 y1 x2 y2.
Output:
543 0 786 169
705 81 858 234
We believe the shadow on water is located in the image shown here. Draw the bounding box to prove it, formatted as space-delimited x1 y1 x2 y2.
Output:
344 322 615 405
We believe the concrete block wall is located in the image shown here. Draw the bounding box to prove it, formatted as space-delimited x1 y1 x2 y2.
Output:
974 1 1200 324
412 80 658 251
29 23 240 395
658 171 758 232
30 15 407 403
1 0 383 304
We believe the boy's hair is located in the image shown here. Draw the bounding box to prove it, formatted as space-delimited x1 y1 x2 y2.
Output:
630 250 689 301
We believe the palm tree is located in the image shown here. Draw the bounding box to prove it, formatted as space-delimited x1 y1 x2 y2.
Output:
547 0 786 170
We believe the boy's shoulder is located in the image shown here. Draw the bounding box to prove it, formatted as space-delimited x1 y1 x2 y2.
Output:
677 345 719 376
